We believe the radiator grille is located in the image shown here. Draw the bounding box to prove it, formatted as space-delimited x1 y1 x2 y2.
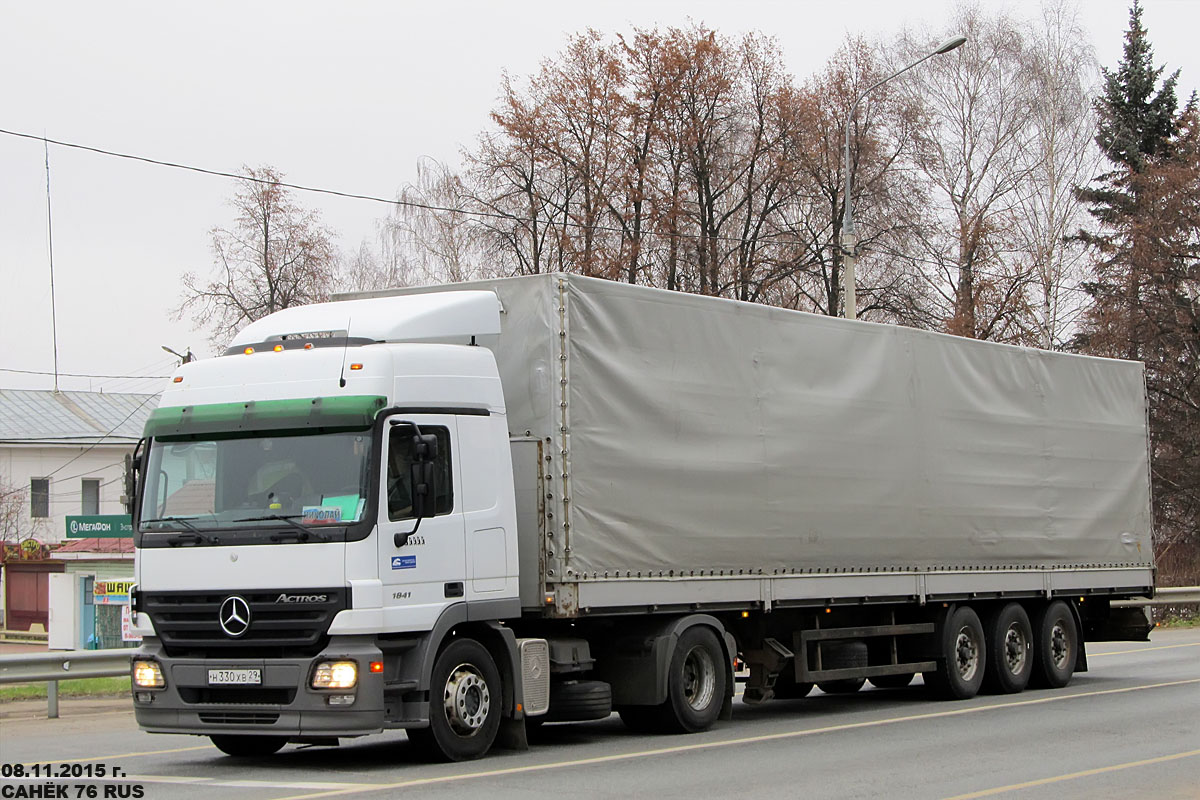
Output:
142 588 348 658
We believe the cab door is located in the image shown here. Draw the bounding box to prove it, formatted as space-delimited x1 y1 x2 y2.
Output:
376 413 466 632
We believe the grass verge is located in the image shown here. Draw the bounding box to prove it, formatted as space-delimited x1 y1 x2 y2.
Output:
0 676 131 702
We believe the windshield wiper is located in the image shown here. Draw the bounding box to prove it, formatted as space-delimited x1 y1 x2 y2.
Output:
140 517 219 546
232 514 316 541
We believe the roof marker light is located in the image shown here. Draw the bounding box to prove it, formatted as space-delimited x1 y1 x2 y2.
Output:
244 347 254 355
304 343 314 350
274 345 284 352
172 376 183 383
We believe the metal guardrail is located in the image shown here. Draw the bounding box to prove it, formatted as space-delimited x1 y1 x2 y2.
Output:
0 648 134 719
1112 586 1200 607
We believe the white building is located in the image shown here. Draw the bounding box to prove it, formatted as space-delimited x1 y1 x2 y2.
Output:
0 389 157 631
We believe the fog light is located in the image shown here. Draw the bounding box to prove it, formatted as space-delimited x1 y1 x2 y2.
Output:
135 692 154 703
133 660 164 689
312 660 358 689
327 694 356 706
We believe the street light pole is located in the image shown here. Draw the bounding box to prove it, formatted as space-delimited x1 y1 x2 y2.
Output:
841 35 966 320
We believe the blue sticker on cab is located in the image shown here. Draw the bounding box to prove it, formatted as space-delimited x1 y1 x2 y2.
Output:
391 556 417 570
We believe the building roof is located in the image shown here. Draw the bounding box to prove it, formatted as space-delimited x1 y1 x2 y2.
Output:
53 537 135 555
0 389 159 445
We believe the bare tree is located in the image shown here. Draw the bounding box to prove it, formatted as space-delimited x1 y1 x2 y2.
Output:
1013 0 1100 349
177 166 338 349
0 475 44 546
899 6 1042 342
770 36 931 322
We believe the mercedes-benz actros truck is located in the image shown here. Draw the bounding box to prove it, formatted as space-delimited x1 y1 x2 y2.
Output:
130 273 1154 761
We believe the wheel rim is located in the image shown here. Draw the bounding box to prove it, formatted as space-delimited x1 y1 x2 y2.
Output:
955 626 980 682
681 645 717 711
442 663 491 737
1049 622 1071 670
1003 622 1028 675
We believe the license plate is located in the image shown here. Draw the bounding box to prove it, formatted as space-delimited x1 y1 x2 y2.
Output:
208 668 262 685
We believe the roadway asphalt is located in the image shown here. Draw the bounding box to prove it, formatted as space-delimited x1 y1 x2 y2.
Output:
1 627 1197 800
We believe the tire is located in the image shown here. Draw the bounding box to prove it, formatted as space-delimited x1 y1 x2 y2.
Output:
924 605 986 700
544 679 612 722
1030 600 1078 689
407 638 502 762
209 735 287 757
661 626 728 733
983 603 1034 694
868 673 914 689
817 677 866 694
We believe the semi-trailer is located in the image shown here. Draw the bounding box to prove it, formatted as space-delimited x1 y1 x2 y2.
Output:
130 273 1154 761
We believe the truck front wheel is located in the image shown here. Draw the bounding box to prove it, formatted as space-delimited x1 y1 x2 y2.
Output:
408 638 502 761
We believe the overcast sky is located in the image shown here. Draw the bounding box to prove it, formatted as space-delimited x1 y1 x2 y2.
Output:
2 0 1197 397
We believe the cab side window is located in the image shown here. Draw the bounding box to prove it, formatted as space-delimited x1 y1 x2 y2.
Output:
387 426 453 521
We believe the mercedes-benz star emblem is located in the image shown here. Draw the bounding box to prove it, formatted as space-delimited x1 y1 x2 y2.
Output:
219 595 251 638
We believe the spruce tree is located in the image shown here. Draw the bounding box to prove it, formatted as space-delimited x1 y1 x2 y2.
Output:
1093 0 1181 172
1077 1 1198 584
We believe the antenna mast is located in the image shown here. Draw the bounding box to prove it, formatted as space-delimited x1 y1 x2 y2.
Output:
44 135 61 393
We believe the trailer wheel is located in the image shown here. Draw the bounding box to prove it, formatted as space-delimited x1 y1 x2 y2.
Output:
1031 600 1078 689
924 606 986 700
209 735 286 757
983 603 1033 694
661 626 727 733
408 638 501 761
868 673 914 689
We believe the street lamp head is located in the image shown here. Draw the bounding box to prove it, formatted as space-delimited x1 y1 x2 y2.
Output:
935 35 967 55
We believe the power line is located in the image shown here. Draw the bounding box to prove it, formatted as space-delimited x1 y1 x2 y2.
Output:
1 125 1103 304
40 393 157 481
0 368 170 379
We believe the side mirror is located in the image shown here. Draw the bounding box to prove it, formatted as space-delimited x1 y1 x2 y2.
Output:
409 433 439 519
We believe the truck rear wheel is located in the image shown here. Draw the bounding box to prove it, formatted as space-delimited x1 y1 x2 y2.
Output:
983 603 1033 694
924 605 986 700
661 626 727 733
408 638 501 762
1030 600 1078 689
209 735 287 757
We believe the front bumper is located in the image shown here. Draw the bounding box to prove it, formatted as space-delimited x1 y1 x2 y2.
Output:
133 636 386 737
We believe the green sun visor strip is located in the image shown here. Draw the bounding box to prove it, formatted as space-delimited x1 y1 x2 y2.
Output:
144 395 388 439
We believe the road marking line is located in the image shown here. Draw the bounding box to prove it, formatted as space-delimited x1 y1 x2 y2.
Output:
0 774 380 791
1089 641 1200 657
940 748 1200 799
127 776 378 790
269 678 1200 800
20 744 213 766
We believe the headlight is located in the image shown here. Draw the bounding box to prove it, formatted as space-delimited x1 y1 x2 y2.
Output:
132 660 165 689
311 660 358 689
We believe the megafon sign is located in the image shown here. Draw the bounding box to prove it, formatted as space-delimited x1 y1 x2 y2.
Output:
66 515 133 538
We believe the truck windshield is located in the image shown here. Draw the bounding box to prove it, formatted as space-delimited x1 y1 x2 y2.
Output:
139 430 372 532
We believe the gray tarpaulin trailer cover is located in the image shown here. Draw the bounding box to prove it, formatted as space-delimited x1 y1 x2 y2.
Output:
346 273 1153 588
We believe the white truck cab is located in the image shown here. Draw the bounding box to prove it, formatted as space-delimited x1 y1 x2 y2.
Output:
132 290 542 760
